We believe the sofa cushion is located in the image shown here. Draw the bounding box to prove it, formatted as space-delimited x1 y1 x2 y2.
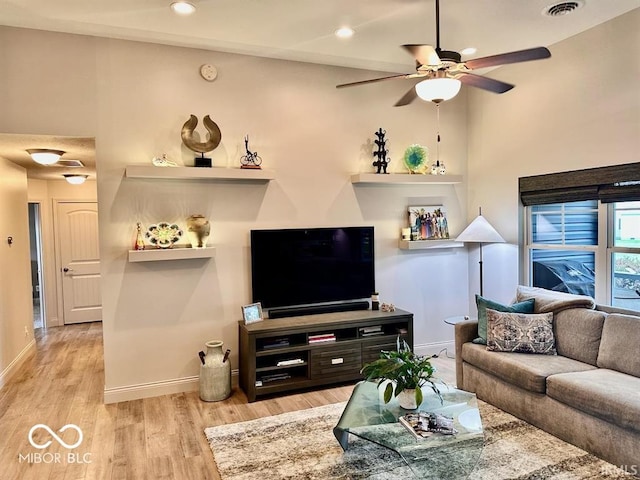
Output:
515 285 595 313
547 369 640 434
474 295 535 345
597 313 640 377
461 342 596 393
554 308 605 366
486 310 556 354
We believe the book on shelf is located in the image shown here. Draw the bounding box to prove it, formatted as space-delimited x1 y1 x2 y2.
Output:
262 338 290 349
308 333 336 343
309 337 336 344
276 358 305 367
361 331 385 337
399 411 458 440
259 373 292 383
360 325 382 334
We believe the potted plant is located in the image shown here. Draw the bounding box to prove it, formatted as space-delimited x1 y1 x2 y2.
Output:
361 337 443 409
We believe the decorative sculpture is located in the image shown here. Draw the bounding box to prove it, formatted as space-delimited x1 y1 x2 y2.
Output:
372 128 390 174
240 135 262 169
181 114 222 167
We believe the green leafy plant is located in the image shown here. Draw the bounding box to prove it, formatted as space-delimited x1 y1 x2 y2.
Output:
360 337 443 406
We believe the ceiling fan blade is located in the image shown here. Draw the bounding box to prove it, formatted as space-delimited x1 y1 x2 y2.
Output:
394 87 418 107
465 47 551 70
402 44 441 66
458 73 515 94
336 74 410 89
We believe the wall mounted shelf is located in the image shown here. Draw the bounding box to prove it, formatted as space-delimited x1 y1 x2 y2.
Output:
398 239 464 250
351 173 462 185
128 246 216 262
125 165 274 182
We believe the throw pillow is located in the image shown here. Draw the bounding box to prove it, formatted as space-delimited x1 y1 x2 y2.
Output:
473 295 535 345
486 309 557 355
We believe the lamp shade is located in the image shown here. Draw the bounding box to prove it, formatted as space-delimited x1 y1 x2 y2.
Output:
26 148 65 165
63 174 88 185
415 78 461 103
455 214 505 244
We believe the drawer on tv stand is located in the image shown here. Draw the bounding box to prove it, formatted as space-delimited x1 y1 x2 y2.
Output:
310 345 362 379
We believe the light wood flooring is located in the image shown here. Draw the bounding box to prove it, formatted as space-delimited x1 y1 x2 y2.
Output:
0 323 456 480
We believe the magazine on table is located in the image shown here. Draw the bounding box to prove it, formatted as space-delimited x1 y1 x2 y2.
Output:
399 411 457 439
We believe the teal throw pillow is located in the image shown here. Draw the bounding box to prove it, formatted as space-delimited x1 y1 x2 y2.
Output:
473 295 535 345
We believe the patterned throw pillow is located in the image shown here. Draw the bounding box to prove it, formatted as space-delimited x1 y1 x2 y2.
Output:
486 309 557 355
473 295 535 345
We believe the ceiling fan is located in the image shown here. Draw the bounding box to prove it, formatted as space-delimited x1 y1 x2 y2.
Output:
336 0 551 106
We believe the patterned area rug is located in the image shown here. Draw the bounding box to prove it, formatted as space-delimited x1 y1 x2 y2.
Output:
205 401 633 480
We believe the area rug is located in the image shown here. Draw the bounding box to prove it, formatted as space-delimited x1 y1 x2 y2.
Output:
204 401 634 480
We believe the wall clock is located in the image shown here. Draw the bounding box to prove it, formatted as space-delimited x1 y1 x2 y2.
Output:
200 64 218 82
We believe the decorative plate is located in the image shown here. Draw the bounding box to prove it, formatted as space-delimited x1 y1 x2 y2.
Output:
403 144 428 173
145 222 183 248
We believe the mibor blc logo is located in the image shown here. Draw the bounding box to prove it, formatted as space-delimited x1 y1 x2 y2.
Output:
19 424 92 464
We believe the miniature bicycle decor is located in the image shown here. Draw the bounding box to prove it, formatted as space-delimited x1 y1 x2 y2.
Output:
240 135 262 169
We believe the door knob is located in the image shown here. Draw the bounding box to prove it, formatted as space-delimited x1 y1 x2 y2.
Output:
63 267 73 272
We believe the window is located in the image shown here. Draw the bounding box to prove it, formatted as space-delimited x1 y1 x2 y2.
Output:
520 163 640 311
610 201 640 310
526 201 597 297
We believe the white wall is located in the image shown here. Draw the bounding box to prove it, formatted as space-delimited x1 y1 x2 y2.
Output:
0 158 34 386
1 26 470 401
27 179 98 327
465 9 640 307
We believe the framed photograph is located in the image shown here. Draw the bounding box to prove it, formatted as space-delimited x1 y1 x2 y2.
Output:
408 205 449 240
242 302 264 324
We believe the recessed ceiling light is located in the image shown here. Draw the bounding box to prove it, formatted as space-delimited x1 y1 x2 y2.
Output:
460 47 477 56
335 27 355 39
170 2 196 15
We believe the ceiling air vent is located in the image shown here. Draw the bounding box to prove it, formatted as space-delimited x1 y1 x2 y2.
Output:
543 1 584 17
57 159 85 167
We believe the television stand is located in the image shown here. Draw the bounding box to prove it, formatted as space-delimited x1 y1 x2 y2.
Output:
238 308 413 402
268 300 370 319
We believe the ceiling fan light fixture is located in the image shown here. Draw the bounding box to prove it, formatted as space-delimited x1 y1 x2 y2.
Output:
26 148 65 165
170 1 196 15
415 77 461 103
460 47 477 56
63 174 88 185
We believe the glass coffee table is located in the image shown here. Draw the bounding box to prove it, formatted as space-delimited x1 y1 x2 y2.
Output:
334 381 484 479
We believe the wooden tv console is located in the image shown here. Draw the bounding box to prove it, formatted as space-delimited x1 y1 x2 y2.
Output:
238 308 414 402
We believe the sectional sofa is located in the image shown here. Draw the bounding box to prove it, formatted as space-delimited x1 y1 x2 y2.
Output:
454 286 640 470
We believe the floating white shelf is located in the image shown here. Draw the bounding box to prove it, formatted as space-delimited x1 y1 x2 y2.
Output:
351 173 462 185
398 239 464 250
128 246 216 262
125 165 274 182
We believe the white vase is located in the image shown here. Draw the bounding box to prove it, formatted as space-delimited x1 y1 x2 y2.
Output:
199 340 231 402
397 389 418 409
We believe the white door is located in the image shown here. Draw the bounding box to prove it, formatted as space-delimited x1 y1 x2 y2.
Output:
57 202 102 324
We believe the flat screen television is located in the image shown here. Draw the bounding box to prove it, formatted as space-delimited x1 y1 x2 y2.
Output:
250 226 375 310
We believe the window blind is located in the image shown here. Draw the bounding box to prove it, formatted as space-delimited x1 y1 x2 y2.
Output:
519 162 640 206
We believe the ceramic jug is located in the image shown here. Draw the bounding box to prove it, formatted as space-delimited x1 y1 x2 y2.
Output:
199 340 231 402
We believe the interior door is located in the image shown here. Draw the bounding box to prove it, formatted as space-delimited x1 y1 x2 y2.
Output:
57 202 102 324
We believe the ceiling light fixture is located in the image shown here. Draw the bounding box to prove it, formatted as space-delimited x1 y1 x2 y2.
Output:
335 27 355 39
415 73 462 103
26 148 65 166
460 47 477 56
170 1 196 15
63 174 88 185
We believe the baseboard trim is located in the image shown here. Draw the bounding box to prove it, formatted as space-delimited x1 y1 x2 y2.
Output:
0 339 36 389
103 369 239 404
414 340 455 358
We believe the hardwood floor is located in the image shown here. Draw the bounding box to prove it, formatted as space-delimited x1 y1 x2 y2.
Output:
0 323 456 480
